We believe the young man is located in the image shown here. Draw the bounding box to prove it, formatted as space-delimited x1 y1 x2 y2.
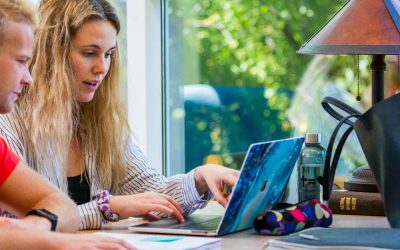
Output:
0 0 80 233
0 0 134 249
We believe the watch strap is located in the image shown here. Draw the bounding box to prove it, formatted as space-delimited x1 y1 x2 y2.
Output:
27 209 58 231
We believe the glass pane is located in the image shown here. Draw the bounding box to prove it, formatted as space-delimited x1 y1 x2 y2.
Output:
109 0 127 92
164 0 375 180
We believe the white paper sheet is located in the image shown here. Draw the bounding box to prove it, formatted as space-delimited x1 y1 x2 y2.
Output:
95 232 221 250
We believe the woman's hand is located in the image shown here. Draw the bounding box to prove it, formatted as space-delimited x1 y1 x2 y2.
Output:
194 164 240 207
109 192 184 223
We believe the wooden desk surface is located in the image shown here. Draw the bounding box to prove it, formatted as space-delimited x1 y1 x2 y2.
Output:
85 202 390 250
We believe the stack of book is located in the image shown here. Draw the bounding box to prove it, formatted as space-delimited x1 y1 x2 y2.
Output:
329 189 385 216
265 228 400 249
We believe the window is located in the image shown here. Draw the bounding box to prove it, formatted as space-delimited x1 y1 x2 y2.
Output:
163 0 369 181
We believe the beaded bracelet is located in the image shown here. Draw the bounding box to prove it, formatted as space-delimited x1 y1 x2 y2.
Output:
95 189 120 222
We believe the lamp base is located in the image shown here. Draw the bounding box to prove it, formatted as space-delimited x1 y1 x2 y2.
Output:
344 166 379 192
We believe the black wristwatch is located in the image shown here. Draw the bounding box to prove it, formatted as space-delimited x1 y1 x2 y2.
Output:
27 209 58 231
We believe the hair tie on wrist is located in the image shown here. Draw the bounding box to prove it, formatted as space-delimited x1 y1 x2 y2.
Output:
95 189 119 222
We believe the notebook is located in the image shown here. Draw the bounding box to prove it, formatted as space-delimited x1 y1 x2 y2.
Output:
265 227 400 250
129 137 305 236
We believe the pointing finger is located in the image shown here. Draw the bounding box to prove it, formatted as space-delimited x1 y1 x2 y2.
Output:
223 174 238 187
208 182 228 207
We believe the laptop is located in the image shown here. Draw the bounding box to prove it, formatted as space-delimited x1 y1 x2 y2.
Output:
129 137 305 236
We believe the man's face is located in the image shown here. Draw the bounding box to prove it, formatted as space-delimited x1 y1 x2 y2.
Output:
0 20 33 113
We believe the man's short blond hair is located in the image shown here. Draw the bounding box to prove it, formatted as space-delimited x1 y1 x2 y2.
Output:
0 0 35 45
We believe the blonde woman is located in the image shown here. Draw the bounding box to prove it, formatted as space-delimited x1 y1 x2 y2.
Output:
0 0 239 230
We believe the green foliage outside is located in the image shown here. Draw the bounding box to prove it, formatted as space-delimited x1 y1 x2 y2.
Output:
167 0 376 171
170 0 348 103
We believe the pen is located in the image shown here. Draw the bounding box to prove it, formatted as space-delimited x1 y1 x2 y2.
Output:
299 233 319 240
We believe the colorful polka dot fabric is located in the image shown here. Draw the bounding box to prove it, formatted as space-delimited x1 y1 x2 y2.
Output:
253 199 332 236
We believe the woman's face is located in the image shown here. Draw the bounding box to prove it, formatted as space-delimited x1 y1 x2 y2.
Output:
69 19 117 103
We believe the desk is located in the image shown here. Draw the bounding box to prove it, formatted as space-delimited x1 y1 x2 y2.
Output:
88 202 390 250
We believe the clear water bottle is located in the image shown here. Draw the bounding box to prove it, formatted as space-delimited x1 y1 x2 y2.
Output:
298 133 325 202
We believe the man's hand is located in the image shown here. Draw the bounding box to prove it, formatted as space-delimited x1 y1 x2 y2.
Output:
50 233 136 250
0 216 49 231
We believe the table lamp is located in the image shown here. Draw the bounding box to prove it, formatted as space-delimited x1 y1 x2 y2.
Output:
298 0 400 194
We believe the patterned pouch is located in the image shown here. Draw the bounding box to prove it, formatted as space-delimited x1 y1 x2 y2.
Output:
253 199 332 236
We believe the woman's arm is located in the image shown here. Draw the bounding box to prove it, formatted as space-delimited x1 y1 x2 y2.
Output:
77 140 213 230
116 141 212 213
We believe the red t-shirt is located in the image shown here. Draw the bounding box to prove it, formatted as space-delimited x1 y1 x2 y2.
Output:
0 137 20 186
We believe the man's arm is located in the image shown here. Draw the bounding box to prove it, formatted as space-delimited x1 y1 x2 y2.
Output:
0 226 136 250
0 162 80 232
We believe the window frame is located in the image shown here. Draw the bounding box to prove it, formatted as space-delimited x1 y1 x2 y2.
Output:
127 0 165 174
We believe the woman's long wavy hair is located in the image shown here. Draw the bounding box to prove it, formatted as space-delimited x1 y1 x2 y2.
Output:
19 0 129 193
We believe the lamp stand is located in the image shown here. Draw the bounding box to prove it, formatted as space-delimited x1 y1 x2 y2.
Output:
344 55 387 193
371 55 386 104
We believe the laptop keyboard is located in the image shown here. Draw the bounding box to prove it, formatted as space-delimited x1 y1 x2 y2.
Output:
172 217 220 231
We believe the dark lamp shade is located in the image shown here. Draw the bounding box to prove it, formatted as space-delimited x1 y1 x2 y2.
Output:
298 0 400 55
